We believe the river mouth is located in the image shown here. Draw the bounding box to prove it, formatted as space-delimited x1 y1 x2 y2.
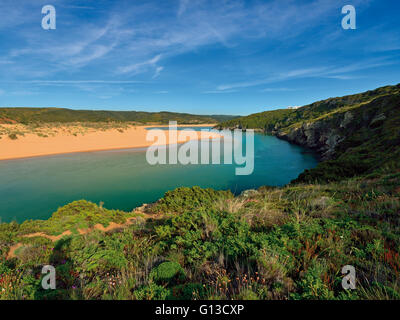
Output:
0 133 318 223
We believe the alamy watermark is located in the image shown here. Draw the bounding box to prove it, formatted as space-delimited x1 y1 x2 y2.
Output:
41 5 56 30
41 4 356 31
145 122 254 175
342 265 356 290
41 265 56 290
342 5 356 30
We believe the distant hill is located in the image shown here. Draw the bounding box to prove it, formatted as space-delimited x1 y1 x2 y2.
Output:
2 85 400 301
206 114 240 122
0 107 237 125
219 83 400 182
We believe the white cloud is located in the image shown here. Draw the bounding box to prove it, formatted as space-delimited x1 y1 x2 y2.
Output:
203 90 237 94
214 58 398 92
261 88 299 92
0 0 395 91
4 0 347 78
118 54 162 75
9 80 144 85
153 66 164 79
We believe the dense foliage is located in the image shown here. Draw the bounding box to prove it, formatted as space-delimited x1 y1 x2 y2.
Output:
150 186 234 214
1 172 399 300
0 84 399 300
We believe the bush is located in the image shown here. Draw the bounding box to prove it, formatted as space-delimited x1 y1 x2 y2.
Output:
151 186 233 214
150 261 186 284
235 289 259 300
134 283 170 300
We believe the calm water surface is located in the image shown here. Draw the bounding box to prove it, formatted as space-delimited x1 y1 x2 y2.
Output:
0 131 318 222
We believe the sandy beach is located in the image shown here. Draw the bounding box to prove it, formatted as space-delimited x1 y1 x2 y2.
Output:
0 123 219 161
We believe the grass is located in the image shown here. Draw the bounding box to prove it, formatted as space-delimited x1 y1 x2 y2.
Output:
0 172 399 300
0 122 140 139
0 83 399 300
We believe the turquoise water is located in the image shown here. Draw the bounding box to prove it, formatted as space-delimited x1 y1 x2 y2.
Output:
0 132 318 222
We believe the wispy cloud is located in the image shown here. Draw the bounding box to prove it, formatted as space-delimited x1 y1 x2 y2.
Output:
118 55 162 75
1 0 399 112
4 80 145 85
2 0 358 80
214 58 398 92
203 90 237 94
261 87 300 92
177 0 190 17
59 5 95 10
152 66 164 79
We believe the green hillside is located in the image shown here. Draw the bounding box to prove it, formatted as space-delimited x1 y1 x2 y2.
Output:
1 174 399 300
0 107 237 125
219 84 400 131
219 84 400 182
1 84 399 300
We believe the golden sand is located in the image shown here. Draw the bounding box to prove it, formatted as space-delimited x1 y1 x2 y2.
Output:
0 124 219 161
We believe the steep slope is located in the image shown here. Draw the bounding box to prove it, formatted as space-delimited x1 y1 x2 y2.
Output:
219 84 400 182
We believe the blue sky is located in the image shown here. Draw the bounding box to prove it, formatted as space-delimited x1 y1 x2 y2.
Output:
0 0 399 115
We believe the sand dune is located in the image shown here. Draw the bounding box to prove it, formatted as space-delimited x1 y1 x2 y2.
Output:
0 124 219 161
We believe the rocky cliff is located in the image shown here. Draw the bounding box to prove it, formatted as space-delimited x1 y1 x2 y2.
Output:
218 83 400 182
273 93 396 160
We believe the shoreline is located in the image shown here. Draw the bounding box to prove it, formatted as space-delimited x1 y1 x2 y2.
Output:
0 123 219 161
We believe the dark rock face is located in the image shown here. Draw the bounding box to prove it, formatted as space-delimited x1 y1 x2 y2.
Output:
274 113 354 160
272 94 393 161
370 113 387 128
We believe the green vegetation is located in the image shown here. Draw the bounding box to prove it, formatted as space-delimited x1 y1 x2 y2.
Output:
219 84 400 131
150 261 186 284
1 174 399 300
217 108 294 131
0 107 236 125
7 133 18 140
0 200 137 241
149 186 233 214
219 83 400 183
0 121 137 139
0 84 399 300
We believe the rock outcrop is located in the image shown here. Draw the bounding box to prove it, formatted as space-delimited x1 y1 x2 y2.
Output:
274 119 345 160
273 110 367 160
271 93 395 160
